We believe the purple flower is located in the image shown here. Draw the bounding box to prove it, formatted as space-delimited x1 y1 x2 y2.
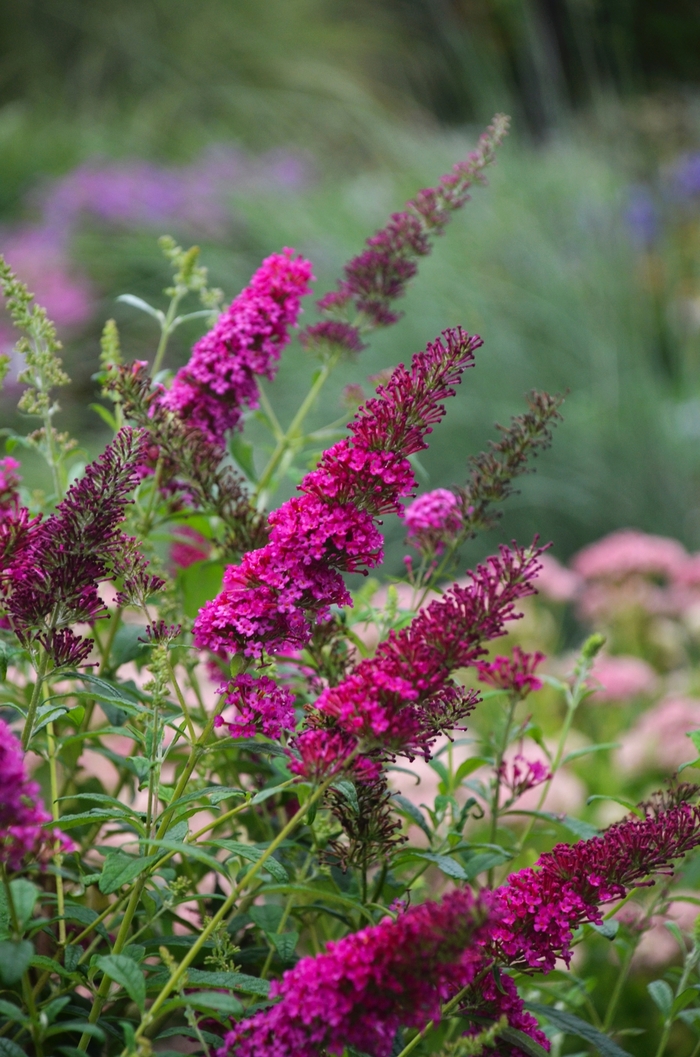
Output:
1 427 163 667
476 646 545 697
0 719 72 869
292 542 542 775
405 487 463 555
214 673 295 740
217 887 490 1057
0 457 20 514
301 115 509 350
163 249 314 445
193 328 482 657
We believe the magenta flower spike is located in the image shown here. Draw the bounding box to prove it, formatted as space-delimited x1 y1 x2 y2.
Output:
194 327 482 657
164 248 314 446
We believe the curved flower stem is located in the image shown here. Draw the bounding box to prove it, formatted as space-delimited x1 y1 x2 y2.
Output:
152 292 185 376
393 976 489 1057
129 764 351 1048
22 649 50 751
165 657 197 743
46 719 66 946
488 691 519 887
254 357 336 507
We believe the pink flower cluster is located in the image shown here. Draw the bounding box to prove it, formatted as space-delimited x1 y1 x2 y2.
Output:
169 526 211 570
588 653 657 703
0 719 71 869
292 543 543 777
164 249 313 446
405 487 463 556
489 789 700 972
537 529 700 622
217 887 490 1057
499 754 551 802
214 673 296 740
476 646 545 697
194 328 482 657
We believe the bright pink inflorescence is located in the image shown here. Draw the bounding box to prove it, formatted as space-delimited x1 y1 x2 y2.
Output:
488 788 700 973
163 249 313 446
217 887 491 1057
405 487 463 555
476 646 545 697
214 673 295 740
0 719 72 869
291 543 543 776
194 328 482 658
499 754 551 802
218 791 700 1057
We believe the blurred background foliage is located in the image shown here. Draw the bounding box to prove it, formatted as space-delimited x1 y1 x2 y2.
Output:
2 0 700 570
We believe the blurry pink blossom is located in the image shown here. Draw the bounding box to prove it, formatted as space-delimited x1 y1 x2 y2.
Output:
615 899 698 967
588 654 657 703
534 553 581 603
170 526 211 570
617 696 700 773
1 227 93 330
499 753 551 802
476 646 544 698
572 530 688 621
405 488 463 555
572 530 687 581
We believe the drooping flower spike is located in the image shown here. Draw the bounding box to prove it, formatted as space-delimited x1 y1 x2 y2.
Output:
0 427 163 666
164 248 313 446
217 887 493 1057
301 114 510 355
292 542 543 775
194 327 482 658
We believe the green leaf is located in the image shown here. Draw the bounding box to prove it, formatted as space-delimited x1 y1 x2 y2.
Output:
181 991 243 1015
250 782 294 806
180 560 225 619
9 879 38 929
145 839 227 876
187 969 271 996
688 730 700 754
526 1003 633 1056
591 920 619 940
116 294 165 322
562 743 620 765
44 1020 105 1040
498 1026 551 1057
89 402 118 430
454 756 490 783
0 1039 28 1056
672 987 700 1018
249 905 285 934
110 624 149 669
33 704 68 734
270 931 299 962
506 810 599 840
392 794 432 842
0 940 34 984
647 979 674 1019
463 850 510 880
331 780 359 814
30 954 79 980
586 795 643 818
96 953 146 1012
0 1000 28 1025
208 840 288 882
99 853 157 894
229 434 258 482
64 945 82 973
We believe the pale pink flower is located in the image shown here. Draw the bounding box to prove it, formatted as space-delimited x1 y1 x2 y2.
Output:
588 654 657 703
617 696 700 774
535 553 581 603
572 530 687 581
616 898 699 967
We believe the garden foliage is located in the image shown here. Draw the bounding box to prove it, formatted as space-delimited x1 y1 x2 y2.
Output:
2 114 700 1057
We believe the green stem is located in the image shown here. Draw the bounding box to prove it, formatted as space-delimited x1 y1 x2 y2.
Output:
77 876 147 1051
2 869 44 1056
393 981 478 1057
488 692 518 887
602 943 635 1032
654 937 700 1057
22 650 50 750
46 719 66 946
152 293 183 376
131 766 347 1045
165 657 196 743
254 359 335 505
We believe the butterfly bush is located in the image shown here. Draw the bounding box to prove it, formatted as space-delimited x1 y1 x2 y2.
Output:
2 114 700 1057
